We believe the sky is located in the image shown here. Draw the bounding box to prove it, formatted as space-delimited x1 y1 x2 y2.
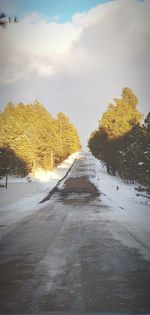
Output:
0 0 150 147
0 0 108 22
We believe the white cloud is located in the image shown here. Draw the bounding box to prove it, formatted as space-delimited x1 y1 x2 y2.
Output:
0 12 82 83
0 0 150 146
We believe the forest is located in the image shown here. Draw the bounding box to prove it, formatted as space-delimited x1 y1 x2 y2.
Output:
0 101 81 176
88 87 150 193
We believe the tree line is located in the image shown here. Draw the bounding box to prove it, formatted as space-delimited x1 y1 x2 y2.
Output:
88 87 150 193
0 101 81 176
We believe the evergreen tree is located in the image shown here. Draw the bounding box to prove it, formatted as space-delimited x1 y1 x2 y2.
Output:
136 113 150 191
0 102 80 176
88 88 150 189
100 87 143 139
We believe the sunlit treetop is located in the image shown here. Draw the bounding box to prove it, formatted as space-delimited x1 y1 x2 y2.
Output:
99 87 143 139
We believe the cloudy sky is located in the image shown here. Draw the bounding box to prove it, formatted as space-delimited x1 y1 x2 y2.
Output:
0 0 150 147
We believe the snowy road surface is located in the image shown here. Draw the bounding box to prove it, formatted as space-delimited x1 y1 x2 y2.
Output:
0 152 78 240
0 152 150 313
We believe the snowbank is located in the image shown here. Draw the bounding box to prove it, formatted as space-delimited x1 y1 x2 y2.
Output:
0 152 79 239
89 154 150 261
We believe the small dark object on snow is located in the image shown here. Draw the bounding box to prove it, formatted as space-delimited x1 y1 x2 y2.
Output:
116 185 119 191
135 185 146 192
26 176 32 183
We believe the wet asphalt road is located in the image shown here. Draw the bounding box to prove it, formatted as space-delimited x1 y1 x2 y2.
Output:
0 153 150 313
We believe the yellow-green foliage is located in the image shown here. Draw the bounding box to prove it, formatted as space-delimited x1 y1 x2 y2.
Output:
88 88 150 191
100 87 143 139
0 101 81 175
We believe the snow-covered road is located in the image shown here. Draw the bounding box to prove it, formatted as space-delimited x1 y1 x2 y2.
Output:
0 152 150 312
0 152 78 240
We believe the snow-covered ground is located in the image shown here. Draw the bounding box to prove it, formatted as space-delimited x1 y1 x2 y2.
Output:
0 150 150 261
89 153 150 261
0 152 79 239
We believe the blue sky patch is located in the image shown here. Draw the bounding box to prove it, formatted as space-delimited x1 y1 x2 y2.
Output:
3 0 110 22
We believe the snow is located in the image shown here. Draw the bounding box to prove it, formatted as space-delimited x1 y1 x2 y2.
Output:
89 154 150 261
0 152 79 239
0 150 150 261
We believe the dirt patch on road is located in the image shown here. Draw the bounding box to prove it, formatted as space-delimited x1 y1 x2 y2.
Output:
59 176 100 205
62 176 98 193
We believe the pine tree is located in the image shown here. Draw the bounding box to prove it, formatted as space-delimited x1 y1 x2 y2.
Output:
0 101 80 176
88 87 143 179
100 87 143 139
136 113 150 191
